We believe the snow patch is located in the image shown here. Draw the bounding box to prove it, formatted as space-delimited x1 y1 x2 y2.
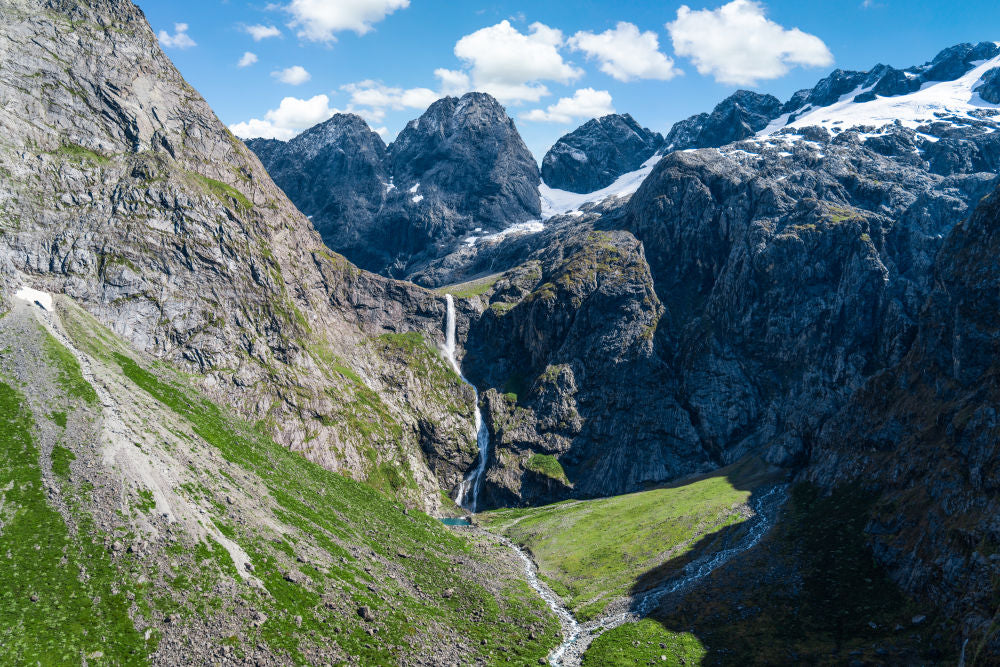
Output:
759 54 1000 136
15 286 53 312
539 153 662 219
411 194 424 204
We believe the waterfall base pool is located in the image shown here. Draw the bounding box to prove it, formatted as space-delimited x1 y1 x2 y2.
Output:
439 517 471 526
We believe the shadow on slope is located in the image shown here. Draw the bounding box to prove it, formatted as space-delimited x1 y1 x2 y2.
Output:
584 482 956 666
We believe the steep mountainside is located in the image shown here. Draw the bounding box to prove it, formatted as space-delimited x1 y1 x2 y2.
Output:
244 114 388 259
809 183 1000 656
0 0 483 514
541 113 663 193
663 90 781 151
248 93 540 282
0 295 558 664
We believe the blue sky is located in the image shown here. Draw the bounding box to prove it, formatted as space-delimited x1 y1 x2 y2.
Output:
139 0 1000 160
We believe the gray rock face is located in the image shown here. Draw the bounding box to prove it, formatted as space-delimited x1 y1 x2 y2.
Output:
245 114 388 258
808 183 1000 655
246 92 540 282
664 90 781 151
917 41 1000 81
976 67 1000 104
541 114 663 193
0 0 477 515
389 92 540 226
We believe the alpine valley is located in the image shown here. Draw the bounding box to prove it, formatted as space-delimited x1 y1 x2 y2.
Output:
1 0 999 665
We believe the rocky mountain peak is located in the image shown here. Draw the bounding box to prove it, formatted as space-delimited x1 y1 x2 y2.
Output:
541 113 664 194
288 112 386 161
664 90 781 151
919 41 1000 81
388 91 540 226
976 66 1000 103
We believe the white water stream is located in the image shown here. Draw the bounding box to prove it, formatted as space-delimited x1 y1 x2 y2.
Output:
507 484 788 666
442 294 491 513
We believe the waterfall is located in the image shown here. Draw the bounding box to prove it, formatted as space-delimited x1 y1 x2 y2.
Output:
443 294 491 513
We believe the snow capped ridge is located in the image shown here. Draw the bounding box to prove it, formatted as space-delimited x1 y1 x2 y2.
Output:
761 52 1000 137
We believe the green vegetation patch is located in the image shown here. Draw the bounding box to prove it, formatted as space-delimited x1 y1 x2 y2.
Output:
103 345 557 664
582 619 706 666
53 143 110 166
186 170 253 212
40 327 98 404
482 459 781 621
0 381 147 664
434 272 503 299
525 453 569 484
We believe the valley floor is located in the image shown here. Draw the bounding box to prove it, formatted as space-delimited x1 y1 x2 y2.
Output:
480 459 956 666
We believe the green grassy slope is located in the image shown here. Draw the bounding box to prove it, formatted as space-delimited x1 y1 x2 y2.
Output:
480 458 784 621
0 299 559 665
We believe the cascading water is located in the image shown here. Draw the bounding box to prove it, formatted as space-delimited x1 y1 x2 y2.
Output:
442 294 491 513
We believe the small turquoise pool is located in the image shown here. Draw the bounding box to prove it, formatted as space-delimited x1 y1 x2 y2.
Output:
439 517 471 526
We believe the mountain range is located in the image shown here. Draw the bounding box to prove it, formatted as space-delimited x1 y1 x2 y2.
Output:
1 0 999 662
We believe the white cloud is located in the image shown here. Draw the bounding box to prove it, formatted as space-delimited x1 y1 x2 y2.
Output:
285 0 410 42
449 20 583 103
229 94 339 140
435 68 471 96
667 0 833 86
245 24 282 41
157 23 196 49
238 52 258 68
339 80 440 125
272 65 311 85
521 88 614 124
569 22 680 82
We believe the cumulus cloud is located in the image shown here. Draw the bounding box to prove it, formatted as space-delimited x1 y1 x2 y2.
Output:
229 94 339 140
338 80 439 123
667 0 833 86
245 24 281 41
435 68 471 96
272 65 311 85
238 52 258 68
157 23 196 49
521 88 614 124
342 81 438 110
285 0 410 42
569 22 680 82
447 20 583 103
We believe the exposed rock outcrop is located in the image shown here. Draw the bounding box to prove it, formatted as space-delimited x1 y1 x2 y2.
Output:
247 92 540 282
0 0 476 513
541 114 663 193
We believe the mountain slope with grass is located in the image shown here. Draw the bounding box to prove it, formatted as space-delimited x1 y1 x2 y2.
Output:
0 0 483 513
0 295 559 664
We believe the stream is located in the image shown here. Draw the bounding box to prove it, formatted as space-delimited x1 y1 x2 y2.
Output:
509 484 788 666
438 294 788 664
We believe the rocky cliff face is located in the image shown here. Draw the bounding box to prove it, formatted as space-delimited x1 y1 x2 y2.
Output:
807 183 1000 654
244 114 388 261
541 114 663 194
389 93 541 226
0 0 479 514
664 90 781 151
247 92 540 282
